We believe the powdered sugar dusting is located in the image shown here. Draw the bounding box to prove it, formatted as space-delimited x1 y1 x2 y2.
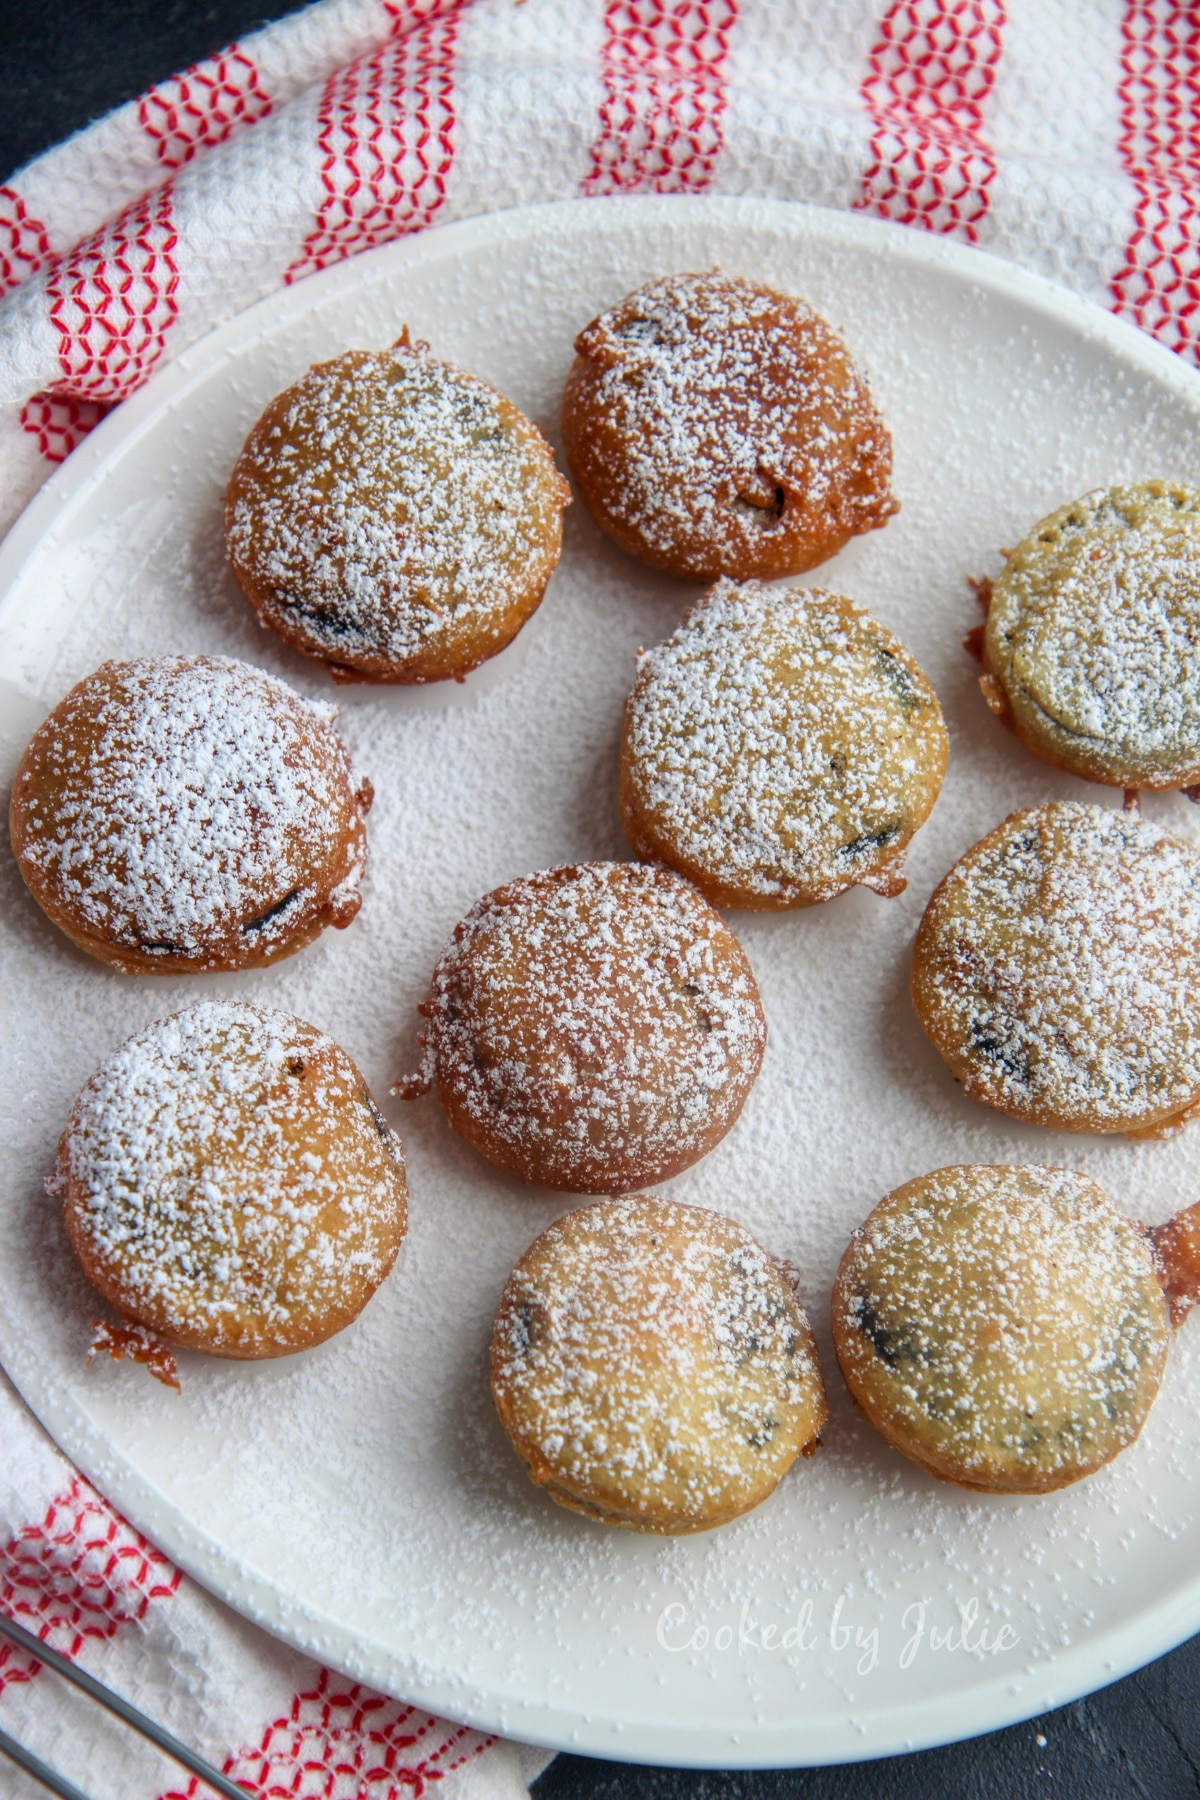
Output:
623 579 947 904
492 1195 824 1530
913 802 1200 1133
9 199 1200 1753
835 1165 1169 1488
59 1000 406 1355
12 655 361 965
563 270 895 576
986 482 1200 786
225 342 568 672
422 861 766 1192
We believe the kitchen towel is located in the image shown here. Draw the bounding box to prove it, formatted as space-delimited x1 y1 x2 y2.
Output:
0 0 1192 540
0 1372 546 1797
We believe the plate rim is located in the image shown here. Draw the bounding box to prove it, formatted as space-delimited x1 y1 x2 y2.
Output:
3 192 1200 1769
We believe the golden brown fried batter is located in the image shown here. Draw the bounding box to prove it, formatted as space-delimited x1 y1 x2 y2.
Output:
1149 1200 1200 1326
833 1165 1170 1493
226 336 570 683
402 861 766 1193
562 272 897 581
621 580 947 907
911 802 1200 1136
979 482 1200 789
492 1195 826 1532
10 655 371 974
56 1001 407 1360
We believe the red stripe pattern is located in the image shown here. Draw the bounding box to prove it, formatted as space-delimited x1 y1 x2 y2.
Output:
19 393 113 463
856 0 1006 241
42 187 181 404
1112 2 1200 359
0 1478 495 1795
284 3 462 286
0 1477 179 1694
138 47 272 172
582 0 737 196
158 1672 492 1800
0 187 52 300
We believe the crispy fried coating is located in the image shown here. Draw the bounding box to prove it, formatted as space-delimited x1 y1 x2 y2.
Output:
408 861 766 1193
57 1001 407 1359
980 483 1200 788
911 802 1200 1136
833 1165 1169 1493
622 580 946 907
493 1195 826 1532
562 272 896 581
226 337 570 683
10 655 371 974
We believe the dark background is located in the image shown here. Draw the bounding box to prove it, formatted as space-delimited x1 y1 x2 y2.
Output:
3 4 1199 1796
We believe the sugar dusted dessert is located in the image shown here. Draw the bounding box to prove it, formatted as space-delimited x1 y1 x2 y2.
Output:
912 801 1200 1137
621 579 947 907
9 654 372 974
225 333 571 684
977 482 1200 791
399 861 766 1193
54 1000 407 1365
492 1195 826 1532
833 1164 1186 1493
561 271 897 581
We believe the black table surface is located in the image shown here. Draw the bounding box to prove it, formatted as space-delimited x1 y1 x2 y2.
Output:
4 5 1199 1796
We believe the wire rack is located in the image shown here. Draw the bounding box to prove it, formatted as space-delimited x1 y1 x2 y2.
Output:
0 1609 251 1799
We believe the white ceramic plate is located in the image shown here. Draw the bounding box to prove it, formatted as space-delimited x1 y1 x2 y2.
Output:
3 197 1200 1770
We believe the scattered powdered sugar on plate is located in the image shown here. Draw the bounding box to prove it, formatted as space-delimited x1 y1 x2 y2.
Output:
913 802 1200 1132
6 200 1200 1759
13 655 360 961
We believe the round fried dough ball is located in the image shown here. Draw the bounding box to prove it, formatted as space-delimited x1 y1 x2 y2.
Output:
55 1001 407 1358
225 336 570 683
561 271 897 581
833 1165 1169 1493
621 580 947 907
9 655 372 975
411 861 766 1193
492 1195 826 1532
911 802 1200 1136
981 482 1200 788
